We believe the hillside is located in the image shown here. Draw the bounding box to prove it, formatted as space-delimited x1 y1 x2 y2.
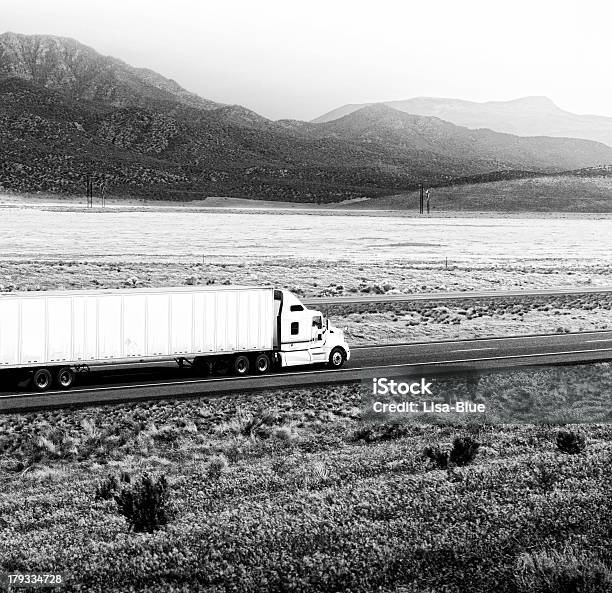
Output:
0 31 220 112
1 33 612 204
314 96 612 147
294 105 612 172
342 174 612 212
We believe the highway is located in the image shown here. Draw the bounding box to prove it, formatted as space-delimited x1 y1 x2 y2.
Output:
303 285 612 306
2 330 612 413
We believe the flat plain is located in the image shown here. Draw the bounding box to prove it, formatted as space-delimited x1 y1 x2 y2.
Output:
0 204 610 263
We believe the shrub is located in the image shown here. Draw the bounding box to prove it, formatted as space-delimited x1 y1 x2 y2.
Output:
95 472 131 500
273 424 299 443
216 407 277 439
556 430 587 454
114 473 173 533
22 428 78 465
206 454 228 479
450 436 480 466
219 438 244 463
514 546 612 592
300 460 332 489
237 409 277 438
530 460 559 493
424 444 451 469
79 418 103 458
95 474 119 500
352 425 377 443
271 456 291 476
424 436 480 469
151 424 182 444
351 422 410 444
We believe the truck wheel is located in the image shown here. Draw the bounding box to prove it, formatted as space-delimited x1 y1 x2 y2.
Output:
55 367 75 390
32 368 53 392
254 353 271 374
328 347 346 369
233 355 250 376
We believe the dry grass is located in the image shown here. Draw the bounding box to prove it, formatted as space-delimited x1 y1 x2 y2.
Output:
1 365 611 591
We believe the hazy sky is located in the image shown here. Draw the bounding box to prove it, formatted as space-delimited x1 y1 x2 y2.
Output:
3 0 611 120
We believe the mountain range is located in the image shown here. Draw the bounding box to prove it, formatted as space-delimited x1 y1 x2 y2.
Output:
1 32 611 203
314 97 612 148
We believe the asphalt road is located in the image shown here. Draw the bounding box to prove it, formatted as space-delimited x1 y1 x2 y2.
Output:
303 286 612 306
2 330 611 413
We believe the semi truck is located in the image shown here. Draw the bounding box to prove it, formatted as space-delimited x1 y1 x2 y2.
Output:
0 286 350 392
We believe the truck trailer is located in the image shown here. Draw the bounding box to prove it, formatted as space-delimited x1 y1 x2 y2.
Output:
0 285 350 392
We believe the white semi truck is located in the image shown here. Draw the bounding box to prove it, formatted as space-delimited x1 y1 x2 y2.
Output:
0 285 350 392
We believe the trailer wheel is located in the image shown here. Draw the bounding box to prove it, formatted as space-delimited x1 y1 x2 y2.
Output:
32 368 53 392
233 355 250 376
55 367 75 390
253 353 271 374
328 347 346 369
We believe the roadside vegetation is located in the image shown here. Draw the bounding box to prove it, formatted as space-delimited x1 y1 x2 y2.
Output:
1 364 611 592
0 257 609 296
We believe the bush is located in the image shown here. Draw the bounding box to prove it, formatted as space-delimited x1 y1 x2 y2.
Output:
352 422 410 444
216 407 277 439
530 460 559 493
273 424 299 443
206 454 228 479
450 436 480 466
424 436 480 469
556 430 587 454
114 473 173 533
423 444 451 469
95 472 131 500
22 429 78 465
95 474 119 500
300 460 332 489
515 546 612 592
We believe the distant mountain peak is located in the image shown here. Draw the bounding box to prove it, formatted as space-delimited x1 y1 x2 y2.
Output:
507 95 556 105
313 96 612 146
490 95 562 112
0 31 219 111
214 104 272 126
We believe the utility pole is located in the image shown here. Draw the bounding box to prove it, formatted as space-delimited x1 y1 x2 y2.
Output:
86 175 93 208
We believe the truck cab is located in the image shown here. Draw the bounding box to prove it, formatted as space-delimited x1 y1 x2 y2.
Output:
274 290 350 368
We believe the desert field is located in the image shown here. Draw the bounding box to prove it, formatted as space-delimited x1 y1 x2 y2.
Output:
1 364 611 592
0 202 611 264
